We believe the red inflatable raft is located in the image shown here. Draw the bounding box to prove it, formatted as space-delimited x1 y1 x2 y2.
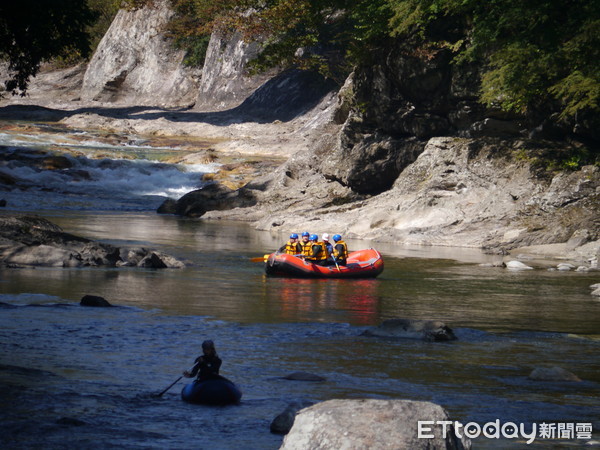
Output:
265 248 384 279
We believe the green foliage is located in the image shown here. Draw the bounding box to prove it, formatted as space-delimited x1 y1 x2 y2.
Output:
87 0 122 53
386 0 600 120
514 145 598 173
0 0 96 95
167 0 394 82
177 35 212 67
165 0 598 119
2 0 597 124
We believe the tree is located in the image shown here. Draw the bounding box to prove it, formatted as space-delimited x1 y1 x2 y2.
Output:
0 0 95 96
387 0 600 119
167 0 392 83
168 0 599 120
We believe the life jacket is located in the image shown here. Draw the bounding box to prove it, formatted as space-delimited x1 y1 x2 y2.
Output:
333 240 349 260
308 242 328 261
283 241 300 255
300 241 312 257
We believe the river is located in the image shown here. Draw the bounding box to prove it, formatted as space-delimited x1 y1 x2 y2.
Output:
1 122 599 449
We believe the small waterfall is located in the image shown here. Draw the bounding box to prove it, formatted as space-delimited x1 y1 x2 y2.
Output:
0 124 219 211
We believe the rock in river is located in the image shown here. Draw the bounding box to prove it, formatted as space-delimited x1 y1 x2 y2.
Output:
528 366 581 382
0 215 184 269
80 295 113 307
362 318 457 342
280 399 470 449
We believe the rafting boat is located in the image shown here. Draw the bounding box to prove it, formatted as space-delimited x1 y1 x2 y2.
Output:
181 376 242 405
265 248 384 279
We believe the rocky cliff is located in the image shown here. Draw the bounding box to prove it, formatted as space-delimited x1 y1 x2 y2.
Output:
168 37 599 257
81 0 199 106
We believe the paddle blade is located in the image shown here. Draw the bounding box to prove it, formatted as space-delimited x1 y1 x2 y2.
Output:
157 375 183 397
250 254 270 262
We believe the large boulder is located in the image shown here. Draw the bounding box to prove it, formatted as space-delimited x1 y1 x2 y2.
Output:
80 295 113 307
280 399 470 449
362 319 457 342
162 182 257 218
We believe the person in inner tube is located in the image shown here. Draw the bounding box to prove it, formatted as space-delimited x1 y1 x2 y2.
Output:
183 340 222 382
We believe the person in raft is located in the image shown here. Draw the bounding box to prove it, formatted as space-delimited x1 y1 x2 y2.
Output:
332 234 349 266
304 234 330 266
322 233 334 255
278 233 302 255
183 340 222 382
299 231 312 256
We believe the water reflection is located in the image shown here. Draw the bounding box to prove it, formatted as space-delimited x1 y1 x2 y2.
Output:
261 278 381 325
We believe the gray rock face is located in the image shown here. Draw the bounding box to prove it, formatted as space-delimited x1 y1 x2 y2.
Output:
280 399 470 450
321 118 424 195
81 0 199 106
362 319 457 342
195 32 276 111
166 183 257 218
352 43 478 140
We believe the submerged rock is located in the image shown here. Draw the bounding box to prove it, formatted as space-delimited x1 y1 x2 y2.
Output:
282 372 326 382
528 366 581 382
362 318 457 342
280 399 470 449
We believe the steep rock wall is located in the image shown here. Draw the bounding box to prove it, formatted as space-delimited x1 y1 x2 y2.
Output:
194 32 276 111
81 0 199 106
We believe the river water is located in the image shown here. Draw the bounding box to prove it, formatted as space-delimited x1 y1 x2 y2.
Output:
1 122 599 449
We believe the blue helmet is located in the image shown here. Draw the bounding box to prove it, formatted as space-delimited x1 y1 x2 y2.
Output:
309 234 318 241
290 233 299 239
301 231 310 237
333 234 342 242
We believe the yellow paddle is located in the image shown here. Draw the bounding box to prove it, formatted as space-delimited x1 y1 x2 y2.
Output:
250 254 270 262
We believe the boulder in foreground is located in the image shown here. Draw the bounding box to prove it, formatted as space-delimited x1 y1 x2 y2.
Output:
280 399 470 449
